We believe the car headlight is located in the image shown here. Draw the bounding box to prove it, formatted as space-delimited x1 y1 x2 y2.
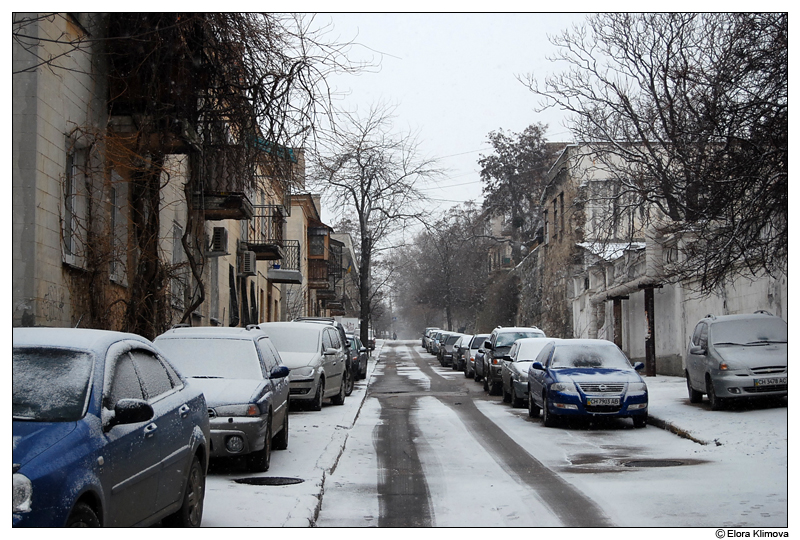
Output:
628 382 647 393
213 404 259 417
292 366 316 379
550 382 577 393
13 473 32 513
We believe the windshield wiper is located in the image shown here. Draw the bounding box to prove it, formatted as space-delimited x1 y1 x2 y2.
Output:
190 375 224 379
746 340 787 345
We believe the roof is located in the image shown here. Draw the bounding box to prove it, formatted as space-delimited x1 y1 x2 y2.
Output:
155 326 267 341
13 327 151 353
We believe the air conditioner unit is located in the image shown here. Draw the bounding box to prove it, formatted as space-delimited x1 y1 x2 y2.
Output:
207 226 228 257
239 250 257 276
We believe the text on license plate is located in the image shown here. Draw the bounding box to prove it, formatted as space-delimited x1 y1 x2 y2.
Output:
754 377 787 386
587 397 620 406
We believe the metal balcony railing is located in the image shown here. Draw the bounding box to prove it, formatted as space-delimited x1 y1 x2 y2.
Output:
277 240 300 272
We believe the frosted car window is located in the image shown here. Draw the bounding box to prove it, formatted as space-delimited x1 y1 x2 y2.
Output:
155 338 263 379
130 350 174 399
322 330 333 350
13 347 94 421
711 318 788 346
110 353 145 404
516 340 551 361
257 338 278 371
264 327 321 353
551 344 632 369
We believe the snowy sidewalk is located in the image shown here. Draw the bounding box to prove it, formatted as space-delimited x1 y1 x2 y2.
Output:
644 375 788 452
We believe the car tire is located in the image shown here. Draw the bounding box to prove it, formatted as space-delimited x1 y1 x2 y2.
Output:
465 368 473 379
511 388 525 409
490 381 503 396
474 368 482 382
542 394 558 427
483 375 490 392
66 502 100 527
528 392 540 418
344 368 354 396
502 385 512 403
163 454 205 527
311 378 325 411
632 415 647 429
247 416 271 472
331 374 346 405
686 371 703 403
707 376 726 411
273 410 289 450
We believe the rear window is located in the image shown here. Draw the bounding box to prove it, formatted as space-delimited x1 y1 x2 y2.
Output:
156 338 263 379
13 347 94 421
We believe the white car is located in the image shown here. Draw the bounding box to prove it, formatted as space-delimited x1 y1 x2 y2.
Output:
259 322 348 410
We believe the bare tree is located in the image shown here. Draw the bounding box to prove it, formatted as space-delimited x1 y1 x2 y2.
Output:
311 104 441 347
524 13 787 292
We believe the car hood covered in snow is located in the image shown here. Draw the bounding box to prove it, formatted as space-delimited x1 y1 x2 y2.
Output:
713 343 787 369
552 368 644 385
187 377 266 406
279 351 322 369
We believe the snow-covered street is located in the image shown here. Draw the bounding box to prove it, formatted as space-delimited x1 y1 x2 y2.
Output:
201 340 788 529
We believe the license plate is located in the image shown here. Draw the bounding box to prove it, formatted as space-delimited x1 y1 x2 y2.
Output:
587 397 620 406
754 377 787 387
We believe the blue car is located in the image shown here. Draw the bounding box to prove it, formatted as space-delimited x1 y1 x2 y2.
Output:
527 339 648 428
12 328 210 527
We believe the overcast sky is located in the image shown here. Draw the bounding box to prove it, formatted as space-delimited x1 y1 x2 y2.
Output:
310 12 589 223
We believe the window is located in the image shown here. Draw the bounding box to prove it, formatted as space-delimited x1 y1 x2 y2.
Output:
171 223 186 309
543 209 549 244
552 197 558 240
109 354 144 406
559 192 565 237
63 148 87 267
309 234 325 257
129 350 174 400
109 171 128 284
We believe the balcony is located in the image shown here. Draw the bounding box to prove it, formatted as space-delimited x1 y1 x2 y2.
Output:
194 144 256 221
243 205 286 260
267 240 302 284
307 259 330 289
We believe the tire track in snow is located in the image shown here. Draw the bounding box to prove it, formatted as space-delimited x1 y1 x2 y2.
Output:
406 344 613 527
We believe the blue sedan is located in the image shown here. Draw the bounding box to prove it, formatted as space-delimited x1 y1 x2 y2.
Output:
527 339 648 428
12 328 210 527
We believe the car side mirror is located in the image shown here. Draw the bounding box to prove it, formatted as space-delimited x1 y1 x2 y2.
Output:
105 399 154 432
530 361 545 371
270 365 290 379
478 348 485 353
502 355 513 362
689 345 706 356
484 341 493 350
633 362 645 372
359 347 368 353
323 347 338 356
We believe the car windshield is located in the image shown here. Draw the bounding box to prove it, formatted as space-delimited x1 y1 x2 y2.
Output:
13 347 94 421
265 326 321 353
550 344 632 370
156 339 262 379
495 331 545 348
515 340 551 360
711 318 788 346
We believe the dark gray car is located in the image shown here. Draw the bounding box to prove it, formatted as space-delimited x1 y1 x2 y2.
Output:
154 326 290 472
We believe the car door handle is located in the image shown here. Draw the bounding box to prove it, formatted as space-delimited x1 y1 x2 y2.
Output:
179 404 190 418
144 423 158 438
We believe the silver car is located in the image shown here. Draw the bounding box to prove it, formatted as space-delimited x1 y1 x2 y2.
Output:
154 326 289 473
465 334 490 379
501 337 554 407
259 321 348 410
685 311 787 410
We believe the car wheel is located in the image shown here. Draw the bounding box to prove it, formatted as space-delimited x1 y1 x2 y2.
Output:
502 385 512 403
66 502 100 527
163 454 205 527
528 392 540 418
474 368 482 382
331 374 346 405
490 381 503 396
483 375 490 392
247 416 272 472
542 394 558 427
273 410 289 451
632 415 647 429
686 371 703 403
344 368 355 396
311 378 325 411
511 388 525 409
707 376 726 411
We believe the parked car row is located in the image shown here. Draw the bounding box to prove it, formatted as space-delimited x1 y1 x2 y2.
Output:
423 310 788 429
13 318 372 528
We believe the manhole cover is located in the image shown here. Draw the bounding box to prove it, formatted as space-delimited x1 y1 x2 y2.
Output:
234 477 304 486
624 460 684 468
